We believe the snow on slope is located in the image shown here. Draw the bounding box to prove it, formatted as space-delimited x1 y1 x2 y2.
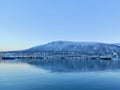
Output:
27 41 120 55
114 43 120 47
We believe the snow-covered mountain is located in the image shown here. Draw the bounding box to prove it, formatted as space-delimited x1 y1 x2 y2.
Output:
27 41 120 55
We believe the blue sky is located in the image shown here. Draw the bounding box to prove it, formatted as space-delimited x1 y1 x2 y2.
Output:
0 0 120 51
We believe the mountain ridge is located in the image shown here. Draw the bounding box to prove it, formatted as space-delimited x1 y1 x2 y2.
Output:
26 41 120 55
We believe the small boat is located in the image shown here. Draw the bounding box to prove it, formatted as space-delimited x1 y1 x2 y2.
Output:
2 56 16 60
100 56 111 60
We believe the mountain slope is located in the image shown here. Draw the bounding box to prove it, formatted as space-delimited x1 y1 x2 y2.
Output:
114 43 120 47
27 41 120 55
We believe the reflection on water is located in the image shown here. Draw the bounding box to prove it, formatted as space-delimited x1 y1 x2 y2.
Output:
2 59 120 72
1 59 120 90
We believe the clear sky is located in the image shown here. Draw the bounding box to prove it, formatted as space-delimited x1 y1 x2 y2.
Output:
0 0 120 51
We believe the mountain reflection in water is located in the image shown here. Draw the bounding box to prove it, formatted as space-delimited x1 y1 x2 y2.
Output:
2 59 120 72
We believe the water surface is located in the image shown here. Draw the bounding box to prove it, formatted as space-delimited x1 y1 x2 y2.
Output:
0 59 120 90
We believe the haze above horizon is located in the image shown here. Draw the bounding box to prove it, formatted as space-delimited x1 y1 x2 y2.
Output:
0 0 120 51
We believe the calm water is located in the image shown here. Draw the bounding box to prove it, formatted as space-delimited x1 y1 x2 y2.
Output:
1 59 120 90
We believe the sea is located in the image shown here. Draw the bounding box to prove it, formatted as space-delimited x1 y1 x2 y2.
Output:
0 59 120 90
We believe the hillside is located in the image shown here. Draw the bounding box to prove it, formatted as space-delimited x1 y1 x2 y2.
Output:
27 41 120 55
